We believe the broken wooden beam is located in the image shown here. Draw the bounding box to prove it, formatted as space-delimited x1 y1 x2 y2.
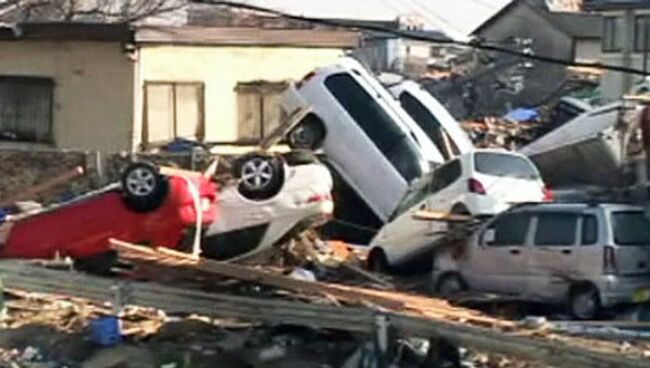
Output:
110 239 510 327
110 239 405 310
412 210 472 223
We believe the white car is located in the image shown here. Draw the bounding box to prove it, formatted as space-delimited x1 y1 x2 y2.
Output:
367 149 549 271
281 57 444 223
387 80 474 160
203 152 334 261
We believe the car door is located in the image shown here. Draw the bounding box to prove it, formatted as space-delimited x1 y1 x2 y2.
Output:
463 212 532 295
526 212 580 302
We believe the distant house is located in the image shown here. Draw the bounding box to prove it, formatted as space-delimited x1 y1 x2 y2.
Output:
0 23 358 152
583 0 650 99
472 0 601 108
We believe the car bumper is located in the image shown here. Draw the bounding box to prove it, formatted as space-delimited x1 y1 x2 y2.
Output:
596 275 650 307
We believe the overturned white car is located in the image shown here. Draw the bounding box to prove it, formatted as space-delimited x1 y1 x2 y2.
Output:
203 151 334 260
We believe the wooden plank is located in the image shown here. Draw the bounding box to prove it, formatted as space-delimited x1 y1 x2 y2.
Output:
0 166 85 207
0 261 648 368
110 239 405 310
412 210 472 223
159 166 202 178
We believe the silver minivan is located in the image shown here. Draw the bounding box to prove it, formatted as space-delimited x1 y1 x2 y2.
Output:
432 203 650 319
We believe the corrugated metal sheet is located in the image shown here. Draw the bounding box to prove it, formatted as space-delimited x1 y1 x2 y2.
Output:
135 26 360 48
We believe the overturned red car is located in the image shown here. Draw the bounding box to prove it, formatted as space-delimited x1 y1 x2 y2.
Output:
0 162 218 271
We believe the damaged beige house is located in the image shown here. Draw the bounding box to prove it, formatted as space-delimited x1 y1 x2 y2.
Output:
0 23 359 152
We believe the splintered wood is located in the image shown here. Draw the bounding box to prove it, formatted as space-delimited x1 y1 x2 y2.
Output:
109 239 513 329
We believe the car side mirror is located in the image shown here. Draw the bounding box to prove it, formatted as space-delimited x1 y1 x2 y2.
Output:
483 229 496 245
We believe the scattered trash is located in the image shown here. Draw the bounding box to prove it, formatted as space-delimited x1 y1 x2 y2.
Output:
90 316 122 347
289 267 317 282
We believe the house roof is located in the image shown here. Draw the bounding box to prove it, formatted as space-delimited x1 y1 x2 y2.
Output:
0 22 131 42
473 0 601 38
583 0 650 10
134 26 360 48
221 0 512 40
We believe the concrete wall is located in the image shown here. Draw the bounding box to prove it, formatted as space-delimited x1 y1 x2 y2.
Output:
0 149 92 204
136 45 347 145
0 41 135 153
575 39 602 61
597 9 650 100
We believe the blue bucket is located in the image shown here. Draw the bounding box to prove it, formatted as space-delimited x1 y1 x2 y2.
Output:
90 316 122 346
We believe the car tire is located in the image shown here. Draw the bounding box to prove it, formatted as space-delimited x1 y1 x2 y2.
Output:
283 150 318 166
73 251 118 275
288 115 325 150
435 272 467 297
121 162 169 213
367 249 390 273
234 154 285 201
569 284 601 320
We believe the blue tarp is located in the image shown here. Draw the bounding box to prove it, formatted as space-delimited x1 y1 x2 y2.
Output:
503 108 539 122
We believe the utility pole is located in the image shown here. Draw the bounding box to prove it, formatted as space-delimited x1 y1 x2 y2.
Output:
641 18 650 78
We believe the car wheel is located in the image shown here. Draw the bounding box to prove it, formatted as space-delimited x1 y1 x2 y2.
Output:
288 115 325 150
283 150 318 166
367 249 390 273
569 284 601 320
435 273 467 297
234 154 284 200
121 162 169 213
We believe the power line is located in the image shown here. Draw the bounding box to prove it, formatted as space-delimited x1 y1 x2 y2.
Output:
193 0 650 76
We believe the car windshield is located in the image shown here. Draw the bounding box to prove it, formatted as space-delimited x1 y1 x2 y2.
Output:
612 211 650 246
391 173 432 219
474 152 539 179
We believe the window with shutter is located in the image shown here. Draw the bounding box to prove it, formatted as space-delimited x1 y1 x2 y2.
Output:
143 81 204 147
0 76 53 143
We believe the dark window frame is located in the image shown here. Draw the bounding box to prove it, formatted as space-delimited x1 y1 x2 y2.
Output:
324 72 423 182
430 159 462 193
142 80 205 148
635 15 650 52
612 211 650 246
484 213 532 247
581 215 599 246
0 75 54 144
235 80 289 144
602 16 624 53
398 91 459 160
533 212 579 247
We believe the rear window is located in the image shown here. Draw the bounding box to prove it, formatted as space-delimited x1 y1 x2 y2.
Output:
612 211 650 246
474 152 539 179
